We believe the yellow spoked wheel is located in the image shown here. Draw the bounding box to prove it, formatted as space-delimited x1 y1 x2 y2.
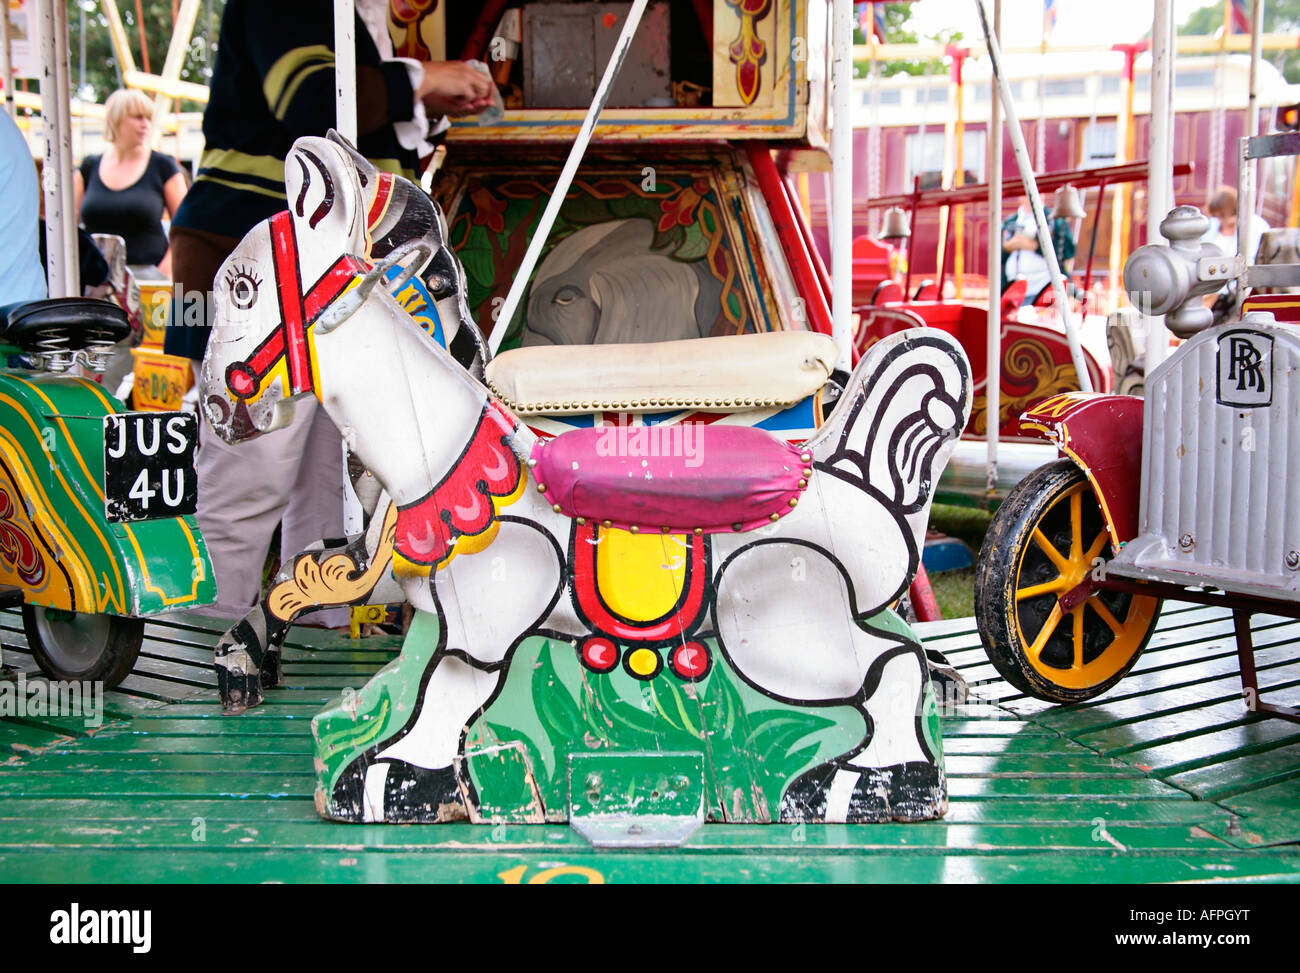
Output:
974 460 1162 703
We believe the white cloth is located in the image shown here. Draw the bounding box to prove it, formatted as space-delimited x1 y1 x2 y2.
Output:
355 0 446 154
1003 205 1051 298
1204 215 1271 263
192 394 349 628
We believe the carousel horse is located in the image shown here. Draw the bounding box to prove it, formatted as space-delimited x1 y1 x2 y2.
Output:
205 131 484 693
201 136 973 823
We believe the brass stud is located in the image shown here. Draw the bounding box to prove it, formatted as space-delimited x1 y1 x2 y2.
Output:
770 513 780 522
798 479 807 488
629 525 640 533
552 504 562 513
603 520 612 528
803 468 813 477
537 483 547 493
576 517 586 525
527 458 538 467
661 526 671 533
693 527 703 535
732 522 743 531
801 453 812 462
789 498 798 507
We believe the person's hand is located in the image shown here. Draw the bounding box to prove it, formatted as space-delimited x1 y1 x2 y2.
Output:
417 61 496 117
1004 234 1039 252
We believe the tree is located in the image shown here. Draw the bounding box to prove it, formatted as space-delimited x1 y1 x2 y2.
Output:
1181 0 1300 83
853 1 963 80
64 0 225 109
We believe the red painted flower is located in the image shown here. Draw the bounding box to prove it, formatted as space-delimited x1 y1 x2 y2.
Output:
658 182 708 231
469 186 507 234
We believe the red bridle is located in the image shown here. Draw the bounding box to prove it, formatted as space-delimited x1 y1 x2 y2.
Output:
225 211 367 401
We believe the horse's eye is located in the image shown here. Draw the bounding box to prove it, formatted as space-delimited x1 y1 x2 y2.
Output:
225 265 262 310
554 285 582 306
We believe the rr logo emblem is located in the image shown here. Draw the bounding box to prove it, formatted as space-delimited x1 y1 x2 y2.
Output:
1217 329 1273 407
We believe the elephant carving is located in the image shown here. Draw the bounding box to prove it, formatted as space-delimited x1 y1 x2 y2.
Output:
523 218 725 346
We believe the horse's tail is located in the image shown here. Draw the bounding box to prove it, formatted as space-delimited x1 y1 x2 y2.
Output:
805 329 972 526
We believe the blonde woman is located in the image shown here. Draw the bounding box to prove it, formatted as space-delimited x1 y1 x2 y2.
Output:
74 89 187 277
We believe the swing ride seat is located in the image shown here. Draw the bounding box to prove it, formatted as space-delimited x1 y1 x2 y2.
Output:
486 330 838 416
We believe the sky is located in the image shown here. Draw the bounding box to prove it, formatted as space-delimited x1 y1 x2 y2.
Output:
908 0 1218 49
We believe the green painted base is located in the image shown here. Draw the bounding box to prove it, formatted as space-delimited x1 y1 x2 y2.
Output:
312 609 945 824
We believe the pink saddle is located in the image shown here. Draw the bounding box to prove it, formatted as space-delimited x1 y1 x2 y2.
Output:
529 424 812 534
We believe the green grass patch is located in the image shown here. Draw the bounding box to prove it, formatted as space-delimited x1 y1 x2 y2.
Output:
923 504 994 620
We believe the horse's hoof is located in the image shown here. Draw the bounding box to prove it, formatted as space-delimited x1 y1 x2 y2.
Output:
260 650 284 689
216 666 263 714
327 760 469 823
779 760 946 823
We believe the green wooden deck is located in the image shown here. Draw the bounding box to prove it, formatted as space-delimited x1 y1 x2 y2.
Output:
0 603 1297 883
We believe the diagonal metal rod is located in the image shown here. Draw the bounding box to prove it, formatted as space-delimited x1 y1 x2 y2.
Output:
488 0 650 356
974 0 1093 393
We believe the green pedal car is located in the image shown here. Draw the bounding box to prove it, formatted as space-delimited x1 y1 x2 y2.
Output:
0 297 214 686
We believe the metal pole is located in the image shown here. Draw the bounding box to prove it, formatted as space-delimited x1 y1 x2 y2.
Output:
55 0 76 295
952 48 967 301
975 0 1092 392
334 0 357 142
1108 45 1140 310
333 0 361 537
39 0 77 298
489 0 650 356
1241 0 1265 267
830 0 853 369
1146 0 1174 370
986 0 1002 505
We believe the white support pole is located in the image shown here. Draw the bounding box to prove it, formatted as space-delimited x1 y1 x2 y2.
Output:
39 0 77 299
1241 0 1264 268
830 0 853 369
975 0 1092 392
986 0 1002 504
1145 0 1174 370
54 0 75 294
334 0 361 536
334 0 357 144
489 0 650 357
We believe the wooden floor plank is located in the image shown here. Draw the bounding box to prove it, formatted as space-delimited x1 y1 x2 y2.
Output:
0 601 1294 882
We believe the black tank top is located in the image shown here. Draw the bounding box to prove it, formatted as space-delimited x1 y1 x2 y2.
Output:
78 151 181 267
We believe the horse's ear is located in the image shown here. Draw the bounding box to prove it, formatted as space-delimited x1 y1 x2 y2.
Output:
326 129 379 194
284 137 366 280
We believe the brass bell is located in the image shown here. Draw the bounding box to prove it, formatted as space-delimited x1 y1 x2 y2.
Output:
880 205 911 242
1052 184 1087 220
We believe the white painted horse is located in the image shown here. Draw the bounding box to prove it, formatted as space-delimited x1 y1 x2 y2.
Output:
201 136 973 823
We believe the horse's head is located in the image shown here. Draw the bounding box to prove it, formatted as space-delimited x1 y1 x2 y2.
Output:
201 136 371 442
202 133 486 444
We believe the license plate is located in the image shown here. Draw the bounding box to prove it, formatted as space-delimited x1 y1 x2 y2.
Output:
103 412 199 522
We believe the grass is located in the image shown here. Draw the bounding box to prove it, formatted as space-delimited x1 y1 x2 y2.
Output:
923 503 995 620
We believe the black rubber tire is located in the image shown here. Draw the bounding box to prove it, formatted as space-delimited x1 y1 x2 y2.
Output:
22 605 144 688
974 459 1162 703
